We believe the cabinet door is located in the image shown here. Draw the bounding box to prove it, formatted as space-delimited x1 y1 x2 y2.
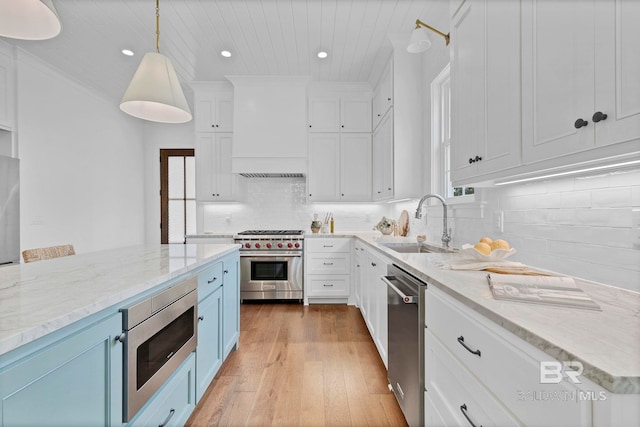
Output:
215 94 234 132
195 133 235 202
0 45 13 129
0 314 123 427
196 286 223 401
373 61 393 130
340 134 371 201
372 112 393 200
451 0 521 183
594 0 640 148
222 255 240 358
307 134 340 201
371 252 388 367
353 246 363 309
521 0 596 163
308 98 340 132
215 134 235 200
195 92 233 133
340 98 371 132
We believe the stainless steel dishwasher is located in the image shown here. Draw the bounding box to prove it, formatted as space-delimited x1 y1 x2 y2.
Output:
382 264 425 427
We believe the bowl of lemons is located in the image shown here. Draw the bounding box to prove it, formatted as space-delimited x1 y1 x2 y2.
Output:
460 237 516 261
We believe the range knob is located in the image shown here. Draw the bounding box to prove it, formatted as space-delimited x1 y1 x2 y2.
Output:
266 243 272 248
255 243 261 249
294 242 300 248
244 243 251 249
287 242 293 248
277 242 283 248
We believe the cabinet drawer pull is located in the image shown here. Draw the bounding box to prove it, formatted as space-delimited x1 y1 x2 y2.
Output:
574 118 588 129
323 245 334 248
159 408 175 427
592 111 608 122
323 284 334 287
323 262 334 265
371 262 377 267
457 336 481 357
460 404 481 427
208 277 217 284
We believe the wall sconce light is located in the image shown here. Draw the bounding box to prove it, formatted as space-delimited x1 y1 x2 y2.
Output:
407 19 450 53
120 0 192 124
0 0 62 40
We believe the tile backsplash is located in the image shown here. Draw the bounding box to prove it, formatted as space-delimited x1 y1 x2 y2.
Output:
198 170 639 292
390 168 640 292
198 177 388 234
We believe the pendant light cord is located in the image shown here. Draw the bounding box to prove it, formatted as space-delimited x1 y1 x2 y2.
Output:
155 0 160 53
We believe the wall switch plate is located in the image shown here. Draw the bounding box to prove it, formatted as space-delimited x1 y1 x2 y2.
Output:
493 211 504 233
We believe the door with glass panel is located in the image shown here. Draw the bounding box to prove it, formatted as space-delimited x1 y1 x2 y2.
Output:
160 149 196 244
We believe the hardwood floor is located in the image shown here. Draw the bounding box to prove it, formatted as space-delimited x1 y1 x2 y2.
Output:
186 303 408 427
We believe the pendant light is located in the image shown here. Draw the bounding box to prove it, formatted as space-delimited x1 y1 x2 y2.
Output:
120 0 192 124
0 0 62 40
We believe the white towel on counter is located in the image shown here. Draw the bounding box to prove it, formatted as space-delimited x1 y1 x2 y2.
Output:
436 258 529 271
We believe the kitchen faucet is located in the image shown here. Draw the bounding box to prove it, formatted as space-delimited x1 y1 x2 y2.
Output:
415 194 452 247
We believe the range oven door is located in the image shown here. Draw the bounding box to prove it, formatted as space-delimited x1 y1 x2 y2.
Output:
240 253 303 300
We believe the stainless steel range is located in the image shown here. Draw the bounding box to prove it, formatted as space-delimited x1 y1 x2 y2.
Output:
234 230 304 301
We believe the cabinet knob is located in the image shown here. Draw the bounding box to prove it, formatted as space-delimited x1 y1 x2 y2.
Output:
574 118 589 129
341 125 344 128
387 98 391 101
469 158 474 164
475 155 482 162
592 111 608 123
198 315 205 321
388 187 392 190
216 124 219 127
309 193 312 197
115 332 126 343
377 113 381 117
211 124 215 128
371 262 377 267
309 125 312 128
341 193 344 196
224 269 229 274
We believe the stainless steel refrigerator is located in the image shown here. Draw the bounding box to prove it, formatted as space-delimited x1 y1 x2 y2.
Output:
0 155 19 266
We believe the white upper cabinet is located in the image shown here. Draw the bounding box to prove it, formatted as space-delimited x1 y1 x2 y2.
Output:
372 111 393 200
308 97 371 133
521 0 640 163
450 0 521 184
195 133 236 202
307 133 371 202
372 61 393 131
193 84 234 133
0 43 14 130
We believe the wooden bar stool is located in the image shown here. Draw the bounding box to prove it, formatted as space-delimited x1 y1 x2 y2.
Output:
22 244 76 263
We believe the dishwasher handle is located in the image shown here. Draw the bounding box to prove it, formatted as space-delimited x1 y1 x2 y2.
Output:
382 276 418 304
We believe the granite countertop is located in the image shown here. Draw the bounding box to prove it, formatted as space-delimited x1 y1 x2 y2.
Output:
0 244 240 357
353 233 640 395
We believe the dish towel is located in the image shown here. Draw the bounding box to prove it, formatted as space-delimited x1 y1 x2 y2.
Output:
436 258 530 272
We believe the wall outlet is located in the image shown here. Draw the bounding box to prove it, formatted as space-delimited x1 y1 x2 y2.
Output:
493 211 504 233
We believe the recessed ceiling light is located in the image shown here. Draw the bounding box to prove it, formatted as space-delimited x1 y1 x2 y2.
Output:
221 50 232 58
121 49 134 56
317 51 328 59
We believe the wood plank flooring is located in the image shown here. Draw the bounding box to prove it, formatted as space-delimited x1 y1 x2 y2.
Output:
186 303 408 427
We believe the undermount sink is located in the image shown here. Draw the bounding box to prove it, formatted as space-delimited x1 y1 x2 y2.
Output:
381 242 457 254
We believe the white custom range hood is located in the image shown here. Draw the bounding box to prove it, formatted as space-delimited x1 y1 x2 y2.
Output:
227 76 310 177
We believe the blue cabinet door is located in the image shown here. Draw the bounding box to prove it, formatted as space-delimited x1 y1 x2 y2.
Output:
0 313 123 427
196 285 223 401
222 253 240 358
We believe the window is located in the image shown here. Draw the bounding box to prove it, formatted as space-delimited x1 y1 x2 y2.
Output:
160 149 196 244
431 64 473 199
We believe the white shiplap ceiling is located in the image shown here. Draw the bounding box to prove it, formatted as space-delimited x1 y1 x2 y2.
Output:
5 0 446 102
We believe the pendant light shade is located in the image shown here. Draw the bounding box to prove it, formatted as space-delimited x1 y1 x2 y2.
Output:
0 0 62 40
407 26 432 53
120 52 192 123
120 0 192 124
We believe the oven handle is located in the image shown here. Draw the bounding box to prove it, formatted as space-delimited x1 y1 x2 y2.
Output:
240 253 302 257
382 276 418 304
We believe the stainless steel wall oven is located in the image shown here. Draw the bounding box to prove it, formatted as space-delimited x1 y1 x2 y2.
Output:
119 276 197 422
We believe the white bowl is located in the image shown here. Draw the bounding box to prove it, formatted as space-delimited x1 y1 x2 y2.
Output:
460 244 517 262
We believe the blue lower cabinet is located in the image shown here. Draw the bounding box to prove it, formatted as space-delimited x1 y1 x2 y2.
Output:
128 352 196 427
0 313 123 427
222 254 240 358
196 285 223 402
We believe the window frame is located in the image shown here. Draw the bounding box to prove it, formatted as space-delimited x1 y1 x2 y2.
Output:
160 149 195 244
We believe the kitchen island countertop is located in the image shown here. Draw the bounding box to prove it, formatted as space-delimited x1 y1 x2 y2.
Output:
0 244 240 357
